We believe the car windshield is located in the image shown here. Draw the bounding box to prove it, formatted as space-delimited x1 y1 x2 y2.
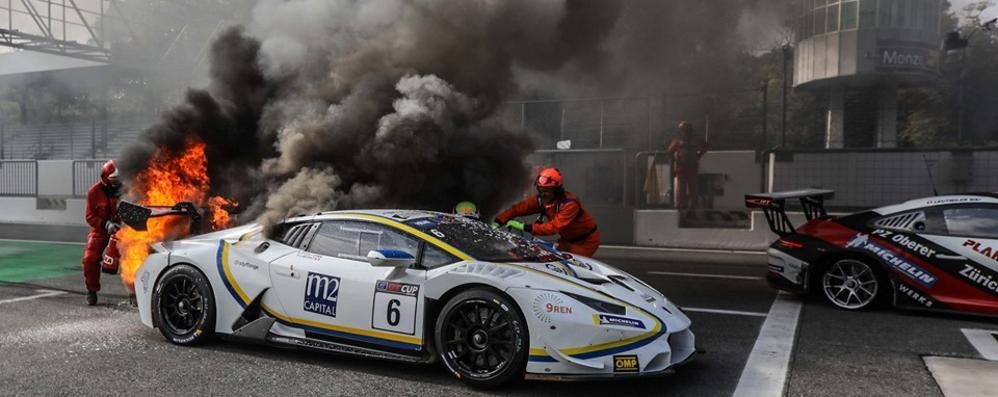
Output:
404 214 563 263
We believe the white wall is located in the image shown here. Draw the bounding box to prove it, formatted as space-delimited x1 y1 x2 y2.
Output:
634 210 808 251
0 197 86 226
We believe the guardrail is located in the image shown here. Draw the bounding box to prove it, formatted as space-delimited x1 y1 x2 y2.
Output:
0 160 38 196
72 160 106 197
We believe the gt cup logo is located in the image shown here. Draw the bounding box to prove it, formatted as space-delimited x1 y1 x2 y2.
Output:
846 233 938 288
304 272 340 317
613 355 640 372
594 314 646 329
375 280 419 296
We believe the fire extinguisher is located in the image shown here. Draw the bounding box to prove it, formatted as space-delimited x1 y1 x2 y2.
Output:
101 235 120 275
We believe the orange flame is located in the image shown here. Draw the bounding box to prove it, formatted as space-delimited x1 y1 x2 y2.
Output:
117 138 236 288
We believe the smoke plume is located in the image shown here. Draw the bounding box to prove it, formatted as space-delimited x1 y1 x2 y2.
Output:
120 0 623 230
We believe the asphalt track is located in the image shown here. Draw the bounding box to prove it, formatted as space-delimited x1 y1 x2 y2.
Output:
2 243 998 396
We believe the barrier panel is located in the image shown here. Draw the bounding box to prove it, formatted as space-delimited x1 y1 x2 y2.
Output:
0 160 38 197
72 160 106 197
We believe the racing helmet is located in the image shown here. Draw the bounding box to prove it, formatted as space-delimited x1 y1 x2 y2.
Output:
100 160 120 186
453 201 480 219
536 168 563 188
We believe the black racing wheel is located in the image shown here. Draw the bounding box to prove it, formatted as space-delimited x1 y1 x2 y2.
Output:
435 288 528 388
152 264 216 345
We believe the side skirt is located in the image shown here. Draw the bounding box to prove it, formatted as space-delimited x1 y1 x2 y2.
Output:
266 334 432 364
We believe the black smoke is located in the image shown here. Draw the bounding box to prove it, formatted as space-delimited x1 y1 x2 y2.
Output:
119 0 624 229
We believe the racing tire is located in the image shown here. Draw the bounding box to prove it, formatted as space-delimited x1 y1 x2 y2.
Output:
435 288 528 389
152 264 216 345
819 257 886 310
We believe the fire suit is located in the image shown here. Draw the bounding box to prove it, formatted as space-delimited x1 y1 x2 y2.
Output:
495 192 600 257
666 138 708 209
82 182 120 292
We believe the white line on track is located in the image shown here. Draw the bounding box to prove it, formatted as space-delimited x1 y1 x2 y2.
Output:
0 238 85 246
0 289 66 305
732 292 803 397
961 328 998 361
647 271 762 281
681 307 768 317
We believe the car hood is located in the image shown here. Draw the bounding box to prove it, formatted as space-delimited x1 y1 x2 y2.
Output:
502 256 686 323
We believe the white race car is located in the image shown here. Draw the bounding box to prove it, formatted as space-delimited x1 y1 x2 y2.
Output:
134 210 695 387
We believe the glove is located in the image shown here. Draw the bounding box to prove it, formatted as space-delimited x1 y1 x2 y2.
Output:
105 220 121 234
490 221 500 229
505 220 525 232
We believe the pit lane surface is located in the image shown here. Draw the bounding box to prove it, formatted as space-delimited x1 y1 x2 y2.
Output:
1 255 996 396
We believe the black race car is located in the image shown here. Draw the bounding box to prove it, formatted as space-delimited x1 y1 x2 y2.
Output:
747 190 998 315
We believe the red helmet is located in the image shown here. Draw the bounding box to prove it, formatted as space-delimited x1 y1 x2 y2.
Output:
536 167 563 188
678 121 692 132
100 160 120 186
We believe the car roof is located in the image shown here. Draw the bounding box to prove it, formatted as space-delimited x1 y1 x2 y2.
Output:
874 193 998 215
283 209 451 224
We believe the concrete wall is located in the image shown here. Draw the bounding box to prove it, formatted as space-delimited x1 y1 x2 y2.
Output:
634 210 808 251
698 151 761 210
37 160 75 197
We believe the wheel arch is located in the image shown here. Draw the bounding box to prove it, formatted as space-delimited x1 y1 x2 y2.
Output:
423 283 527 358
810 250 897 303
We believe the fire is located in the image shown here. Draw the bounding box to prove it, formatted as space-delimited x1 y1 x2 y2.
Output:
117 138 236 289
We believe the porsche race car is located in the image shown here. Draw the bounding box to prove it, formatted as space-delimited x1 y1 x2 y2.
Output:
748 190 998 316
133 210 695 387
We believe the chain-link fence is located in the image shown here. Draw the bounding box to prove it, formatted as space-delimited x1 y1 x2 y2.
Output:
767 148 998 210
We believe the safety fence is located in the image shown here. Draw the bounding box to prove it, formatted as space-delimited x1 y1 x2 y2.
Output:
765 148 998 210
0 160 38 197
72 160 107 197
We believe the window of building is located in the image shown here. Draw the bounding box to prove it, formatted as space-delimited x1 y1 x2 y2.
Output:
859 0 876 28
814 6 827 34
879 0 893 27
827 2 840 32
841 1 858 30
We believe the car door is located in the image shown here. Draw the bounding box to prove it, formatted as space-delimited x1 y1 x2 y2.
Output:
268 219 428 354
915 204 998 314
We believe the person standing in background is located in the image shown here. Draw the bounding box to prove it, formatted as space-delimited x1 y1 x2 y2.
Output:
666 121 709 209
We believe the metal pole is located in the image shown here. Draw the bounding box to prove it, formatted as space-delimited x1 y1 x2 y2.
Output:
761 82 769 152
520 102 527 130
1 124 4 159
90 118 96 158
599 100 605 148
559 106 566 142
781 45 789 147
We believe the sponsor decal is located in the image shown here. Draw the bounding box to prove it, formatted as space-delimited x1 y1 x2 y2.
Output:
964 239 998 261
594 314 646 329
532 293 571 323
897 283 934 308
768 264 786 272
745 197 773 208
545 263 567 275
613 355 640 373
296 251 322 261
375 280 419 296
846 234 938 288
959 264 998 294
303 272 340 317
233 259 259 270
567 258 593 270
411 219 435 227
871 229 937 258
925 197 982 205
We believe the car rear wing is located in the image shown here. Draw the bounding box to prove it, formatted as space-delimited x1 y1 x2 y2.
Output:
744 189 834 236
119 201 203 234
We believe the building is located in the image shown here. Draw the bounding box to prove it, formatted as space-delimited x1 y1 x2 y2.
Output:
794 0 944 148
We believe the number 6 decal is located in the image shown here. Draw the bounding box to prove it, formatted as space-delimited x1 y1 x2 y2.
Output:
373 280 419 335
387 299 401 326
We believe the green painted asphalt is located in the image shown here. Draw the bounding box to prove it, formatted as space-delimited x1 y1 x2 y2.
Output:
0 240 82 282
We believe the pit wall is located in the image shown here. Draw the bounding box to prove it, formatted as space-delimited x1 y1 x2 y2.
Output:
633 210 808 251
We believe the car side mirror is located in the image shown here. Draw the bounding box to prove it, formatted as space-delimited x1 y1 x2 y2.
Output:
366 249 417 268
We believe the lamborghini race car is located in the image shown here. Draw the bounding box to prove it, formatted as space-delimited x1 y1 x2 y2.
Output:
133 210 695 388
747 190 998 316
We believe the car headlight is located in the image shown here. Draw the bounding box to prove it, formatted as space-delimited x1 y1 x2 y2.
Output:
561 291 625 315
